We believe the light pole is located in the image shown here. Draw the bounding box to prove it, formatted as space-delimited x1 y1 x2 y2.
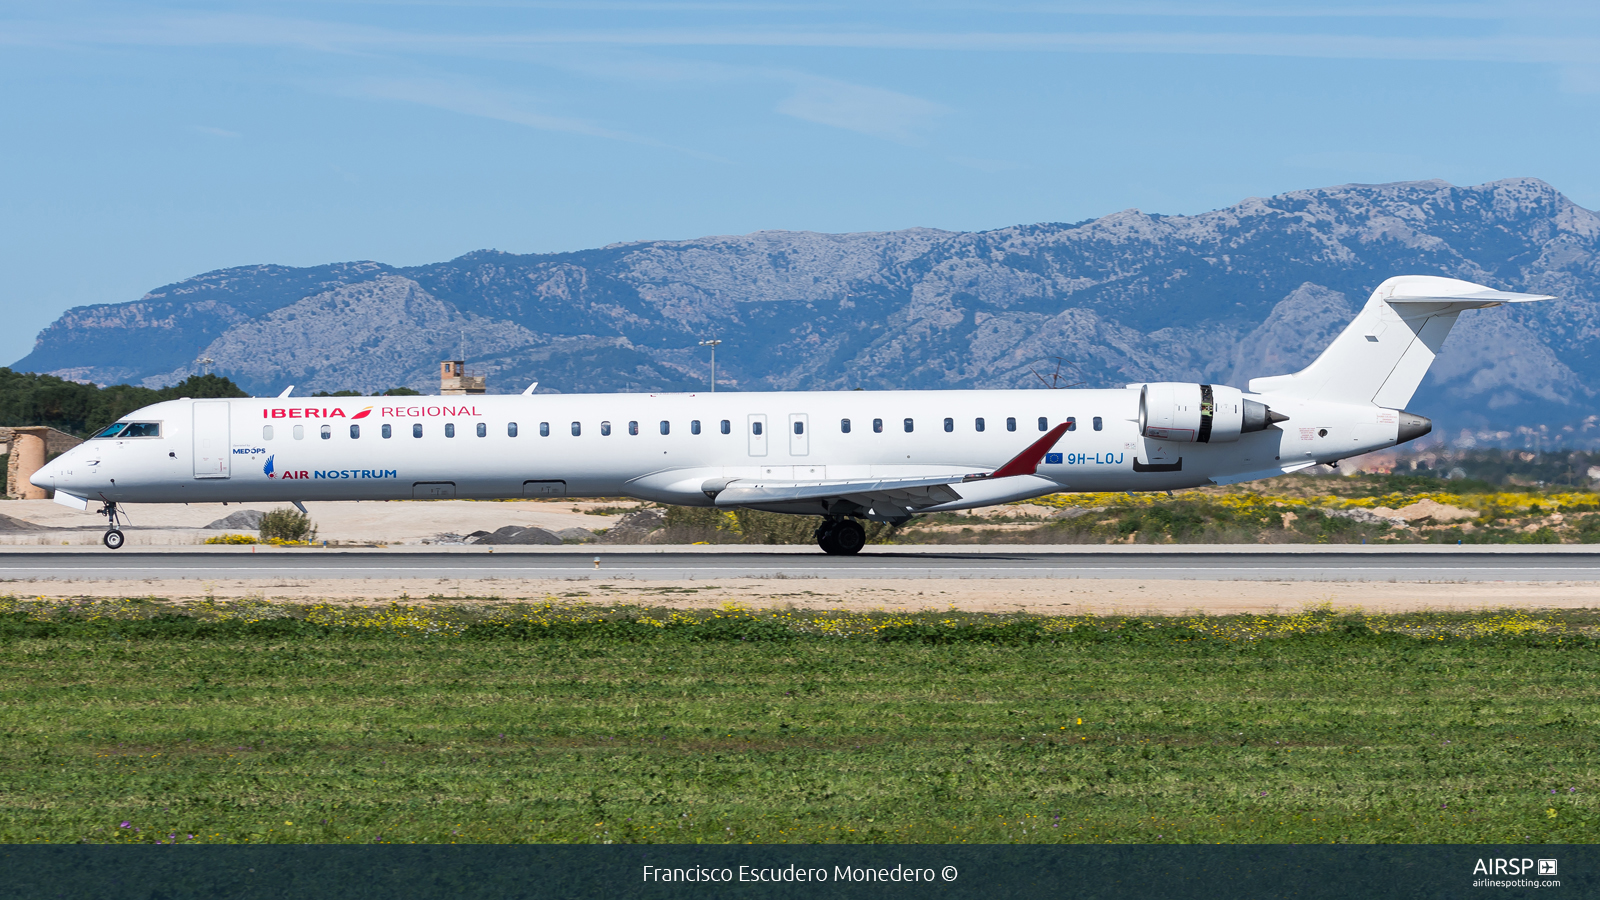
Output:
698 339 722 392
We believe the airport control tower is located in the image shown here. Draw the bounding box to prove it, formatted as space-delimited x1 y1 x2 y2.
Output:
439 360 486 395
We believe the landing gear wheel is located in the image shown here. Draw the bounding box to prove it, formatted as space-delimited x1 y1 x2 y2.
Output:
830 520 866 556
103 529 125 550
815 521 840 554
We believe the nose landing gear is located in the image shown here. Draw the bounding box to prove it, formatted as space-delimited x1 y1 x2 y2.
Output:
98 501 127 550
815 518 866 556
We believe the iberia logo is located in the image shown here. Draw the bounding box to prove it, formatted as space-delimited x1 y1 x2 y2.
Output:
263 455 276 478
351 407 373 420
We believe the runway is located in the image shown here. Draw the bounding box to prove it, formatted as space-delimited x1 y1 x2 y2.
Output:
5 545 1600 582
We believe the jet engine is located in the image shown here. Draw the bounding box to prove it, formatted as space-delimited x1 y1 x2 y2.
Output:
1137 383 1284 443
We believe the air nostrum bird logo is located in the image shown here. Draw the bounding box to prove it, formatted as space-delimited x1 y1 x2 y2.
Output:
263 455 275 478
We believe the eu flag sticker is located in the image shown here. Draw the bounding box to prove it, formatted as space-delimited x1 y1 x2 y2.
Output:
1045 453 1063 464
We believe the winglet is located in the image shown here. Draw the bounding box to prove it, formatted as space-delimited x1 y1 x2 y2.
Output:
970 423 1071 480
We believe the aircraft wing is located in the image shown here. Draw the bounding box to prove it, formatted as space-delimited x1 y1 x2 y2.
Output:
714 475 965 509
706 423 1070 522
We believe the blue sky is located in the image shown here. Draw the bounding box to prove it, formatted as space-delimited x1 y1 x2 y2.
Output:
4 1 1600 366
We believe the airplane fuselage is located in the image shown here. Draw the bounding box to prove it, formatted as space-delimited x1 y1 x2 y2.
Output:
40 387 1404 512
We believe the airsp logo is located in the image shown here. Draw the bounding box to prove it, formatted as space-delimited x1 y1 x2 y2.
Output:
1472 858 1555 876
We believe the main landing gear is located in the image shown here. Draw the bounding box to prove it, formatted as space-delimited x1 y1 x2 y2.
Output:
99 501 126 550
816 518 866 556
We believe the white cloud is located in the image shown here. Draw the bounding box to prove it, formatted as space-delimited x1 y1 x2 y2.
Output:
775 77 947 143
1559 64 1600 93
339 75 723 158
12 12 1596 67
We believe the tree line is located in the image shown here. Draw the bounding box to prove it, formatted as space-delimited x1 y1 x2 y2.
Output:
0 369 422 437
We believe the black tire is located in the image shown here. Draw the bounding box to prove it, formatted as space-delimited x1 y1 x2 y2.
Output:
103 529 125 550
832 520 866 555
816 521 841 555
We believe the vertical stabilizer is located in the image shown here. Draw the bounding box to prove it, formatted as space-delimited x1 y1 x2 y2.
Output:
1247 276 1552 408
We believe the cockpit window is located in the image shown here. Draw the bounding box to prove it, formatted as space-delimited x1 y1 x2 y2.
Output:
93 422 160 439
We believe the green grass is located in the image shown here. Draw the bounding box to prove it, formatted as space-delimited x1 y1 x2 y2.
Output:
1 602 1598 845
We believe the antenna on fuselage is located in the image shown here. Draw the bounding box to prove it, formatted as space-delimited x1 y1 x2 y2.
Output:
277 385 294 398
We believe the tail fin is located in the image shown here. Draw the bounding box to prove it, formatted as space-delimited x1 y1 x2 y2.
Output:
1247 275 1552 407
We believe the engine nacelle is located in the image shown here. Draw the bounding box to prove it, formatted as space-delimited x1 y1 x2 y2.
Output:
1136 383 1281 443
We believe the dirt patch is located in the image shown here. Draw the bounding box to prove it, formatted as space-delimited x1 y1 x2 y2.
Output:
7 576 1600 615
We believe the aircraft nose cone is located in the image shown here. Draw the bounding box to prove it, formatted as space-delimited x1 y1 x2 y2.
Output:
29 458 60 490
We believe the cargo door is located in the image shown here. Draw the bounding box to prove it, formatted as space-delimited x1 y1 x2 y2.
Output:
523 480 567 498
192 401 231 479
747 414 768 457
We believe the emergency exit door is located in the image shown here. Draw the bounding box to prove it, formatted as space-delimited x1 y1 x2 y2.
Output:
192 401 231 479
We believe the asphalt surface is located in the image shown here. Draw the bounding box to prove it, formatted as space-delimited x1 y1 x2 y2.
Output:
5 546 1600 581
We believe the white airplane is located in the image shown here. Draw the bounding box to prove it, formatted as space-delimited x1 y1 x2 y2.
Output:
31 276 1548 553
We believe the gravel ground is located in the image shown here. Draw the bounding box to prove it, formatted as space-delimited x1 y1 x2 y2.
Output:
5 575 1599 615
0 499 634 546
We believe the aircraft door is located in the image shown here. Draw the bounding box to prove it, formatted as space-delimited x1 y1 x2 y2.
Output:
747 414 768 457
788 413 809 456
192 401 231 479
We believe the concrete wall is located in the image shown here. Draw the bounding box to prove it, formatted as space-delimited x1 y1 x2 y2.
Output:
2 427 84 499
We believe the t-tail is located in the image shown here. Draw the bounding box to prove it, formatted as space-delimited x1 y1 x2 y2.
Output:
1247 275 1553 440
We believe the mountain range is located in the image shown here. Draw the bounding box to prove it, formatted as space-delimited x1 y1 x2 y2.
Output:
16 177 1600 447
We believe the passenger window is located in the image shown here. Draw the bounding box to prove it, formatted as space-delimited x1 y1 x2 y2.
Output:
691 420 701 435
571 422 581 436
445 423 455 438
262 425 274 441
321 425 331 440
1006 417 1016 432
412 424 422 438
841 418 851 433
752 421 763 436
873 418 883 433
294 425 305 440
476 422 487 438
720 420 731 434
350 424 360 439
508 422 518 437
793 421 804 435
93 423 129 439
904 418 914 433
540 422 550 437
382 424 392 439
628 421 639 436
1093 416 1103 431
1065 417 1076 432
943 417 953 433
660 421 670 435
975 418 985 432
601 421 612 437
1038 417 1048 432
